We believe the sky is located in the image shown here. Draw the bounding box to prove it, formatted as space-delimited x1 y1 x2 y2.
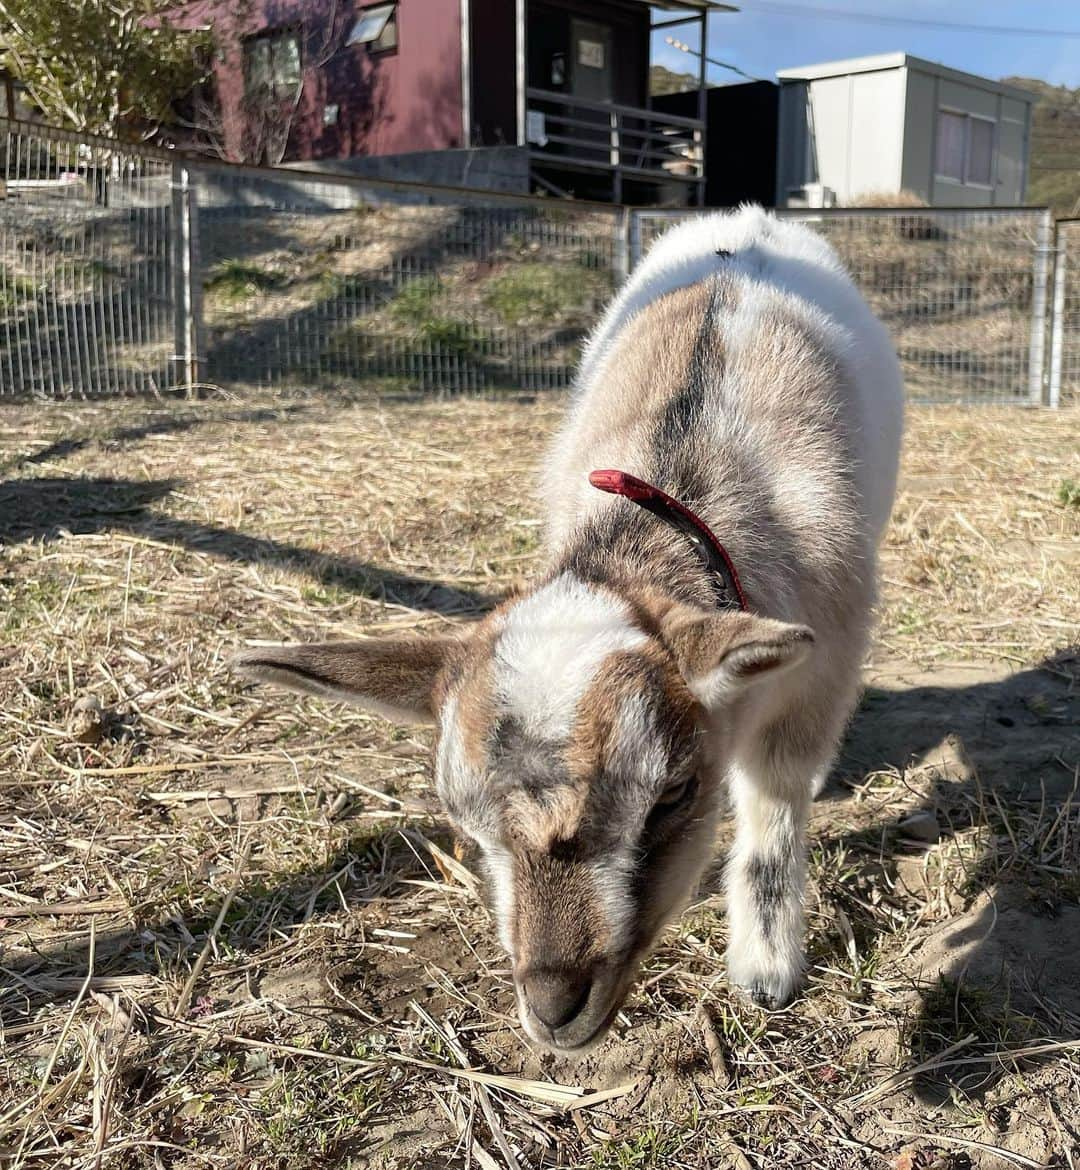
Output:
650 0 1080 89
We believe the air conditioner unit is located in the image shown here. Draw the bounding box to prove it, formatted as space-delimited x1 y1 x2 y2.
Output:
786 183 836 209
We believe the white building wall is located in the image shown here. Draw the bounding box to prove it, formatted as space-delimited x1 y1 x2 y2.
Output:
845 69 905 200
777 69 904 203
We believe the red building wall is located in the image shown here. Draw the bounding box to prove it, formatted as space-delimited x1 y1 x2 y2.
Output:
167 0 464 163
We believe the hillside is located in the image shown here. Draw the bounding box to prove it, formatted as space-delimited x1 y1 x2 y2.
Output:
1002 77 1080 216
649 64 699 96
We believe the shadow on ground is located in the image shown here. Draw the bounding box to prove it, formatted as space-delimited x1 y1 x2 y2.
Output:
0 406 310 474
2 650 1077 1106
0 473 489 615
830 648 1080 1103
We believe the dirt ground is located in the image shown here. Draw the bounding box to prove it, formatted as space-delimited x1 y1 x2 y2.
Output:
1 390 1077 1170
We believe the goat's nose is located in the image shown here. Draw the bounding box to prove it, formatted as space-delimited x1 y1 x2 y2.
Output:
522 968 592 1030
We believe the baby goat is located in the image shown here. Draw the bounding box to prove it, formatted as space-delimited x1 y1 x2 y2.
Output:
234 207 903 1054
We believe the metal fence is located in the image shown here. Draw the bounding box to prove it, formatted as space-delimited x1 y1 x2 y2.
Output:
1049 218 1080 408
191 161 621 395
0 122 177 397
1 117 1076 406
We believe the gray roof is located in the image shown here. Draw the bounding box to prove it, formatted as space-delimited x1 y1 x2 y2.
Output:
776 52 1036 103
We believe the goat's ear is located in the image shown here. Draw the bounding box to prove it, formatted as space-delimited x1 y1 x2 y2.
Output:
659 608 814 708
230 638 457 724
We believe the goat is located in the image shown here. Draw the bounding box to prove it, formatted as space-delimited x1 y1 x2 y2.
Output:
233 206 903 1054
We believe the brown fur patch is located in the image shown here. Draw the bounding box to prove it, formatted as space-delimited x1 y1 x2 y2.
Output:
657 606 813 685
549 282 723 486
235 637 457 719
450 630 500 772
513 852 609 969
505 784 588 852
564 642 698 786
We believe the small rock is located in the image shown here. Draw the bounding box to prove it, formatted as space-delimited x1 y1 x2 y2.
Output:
898 809 940 843
70 695 105 745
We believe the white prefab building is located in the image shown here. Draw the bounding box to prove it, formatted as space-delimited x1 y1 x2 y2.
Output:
776 53 1035 207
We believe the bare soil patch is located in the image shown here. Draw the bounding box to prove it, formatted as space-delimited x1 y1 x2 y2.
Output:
1 392 1077 1168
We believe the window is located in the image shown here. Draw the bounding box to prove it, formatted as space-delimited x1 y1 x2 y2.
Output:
967 117 994 185
347 3 398 53
244 29 302 100
935 109 996 187
935 110 966 182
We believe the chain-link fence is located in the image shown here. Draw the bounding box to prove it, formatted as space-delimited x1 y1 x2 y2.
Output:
1 117 1075 406
635 207 1054 406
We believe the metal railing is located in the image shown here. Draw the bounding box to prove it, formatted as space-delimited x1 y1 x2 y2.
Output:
1 117 1076 407
525 87 703 203
190 160 621 395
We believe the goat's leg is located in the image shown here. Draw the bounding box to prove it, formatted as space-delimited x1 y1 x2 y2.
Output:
724 745 819 1009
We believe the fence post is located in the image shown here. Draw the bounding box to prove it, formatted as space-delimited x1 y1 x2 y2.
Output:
627 209 643 273
171 161 203 390
1027 208 1052 405
613 205 631 284
1047 221 1066 409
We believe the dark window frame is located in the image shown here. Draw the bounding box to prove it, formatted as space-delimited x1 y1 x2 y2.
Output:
349 3 399 56
243 26 304 102
934 107 997 189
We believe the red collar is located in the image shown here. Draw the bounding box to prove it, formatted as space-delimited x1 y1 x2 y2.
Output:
588 469 748 612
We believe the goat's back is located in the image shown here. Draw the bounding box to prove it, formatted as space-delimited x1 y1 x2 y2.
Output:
546 207 903 562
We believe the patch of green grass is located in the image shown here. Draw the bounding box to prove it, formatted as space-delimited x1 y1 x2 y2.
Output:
1057 478 1080 509
387 276 443 325
589 1125 691 1169
1 572 71 634
0 267 37 311
253 1061 383 1160
508 526 540 555
321 271 381 300
383 277 481 356
483 262 605 327
204 260 288 302
300 583 356 607
415 317 481 356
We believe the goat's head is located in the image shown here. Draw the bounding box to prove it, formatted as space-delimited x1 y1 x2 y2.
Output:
233 574 812 1053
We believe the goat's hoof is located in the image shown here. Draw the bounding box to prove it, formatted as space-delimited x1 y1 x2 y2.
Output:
727 958 801 1011
745 982 789 1010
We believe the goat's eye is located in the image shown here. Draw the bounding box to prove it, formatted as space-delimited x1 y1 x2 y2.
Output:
652 774 697 815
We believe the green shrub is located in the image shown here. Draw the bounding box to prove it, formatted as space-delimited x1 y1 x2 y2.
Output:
1058 478 1080 509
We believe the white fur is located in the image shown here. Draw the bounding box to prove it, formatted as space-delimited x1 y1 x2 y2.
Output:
558 206 903 546
541 207 904 1010
609 693 670 794
493 574 646 740
723 760 810 1006
478 834 517 954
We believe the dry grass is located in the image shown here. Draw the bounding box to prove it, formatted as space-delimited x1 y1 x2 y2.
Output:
1 391 1078 1169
